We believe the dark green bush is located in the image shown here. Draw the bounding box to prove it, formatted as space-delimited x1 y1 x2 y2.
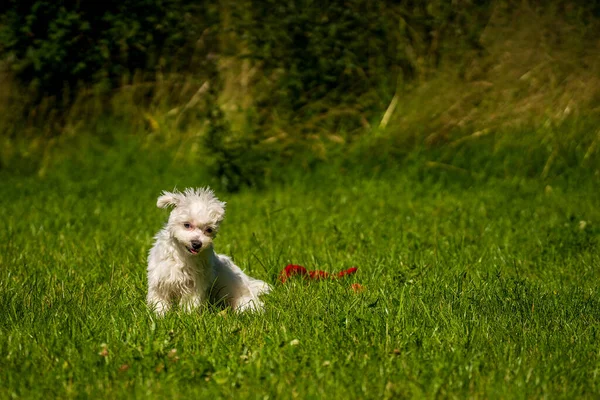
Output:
0 0 217 99
1 0 494 109
237 0 492 121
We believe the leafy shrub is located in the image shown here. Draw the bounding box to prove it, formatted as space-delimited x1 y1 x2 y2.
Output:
0 0 217 99
236 0 492 123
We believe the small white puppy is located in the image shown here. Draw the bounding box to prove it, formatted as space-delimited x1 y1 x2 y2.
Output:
147 187 270 315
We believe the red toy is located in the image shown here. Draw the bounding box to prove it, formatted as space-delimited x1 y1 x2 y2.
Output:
279 264 358 283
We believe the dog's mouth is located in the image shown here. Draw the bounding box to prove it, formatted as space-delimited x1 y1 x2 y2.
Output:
187 247 199 255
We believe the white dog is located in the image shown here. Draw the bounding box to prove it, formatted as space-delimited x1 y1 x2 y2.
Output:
147 187 270 316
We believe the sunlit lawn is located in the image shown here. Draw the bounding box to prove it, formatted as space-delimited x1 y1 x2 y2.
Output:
1 140 599 398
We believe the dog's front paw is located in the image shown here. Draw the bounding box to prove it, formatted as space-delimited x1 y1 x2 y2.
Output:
149 298 171 317
181 294 204 313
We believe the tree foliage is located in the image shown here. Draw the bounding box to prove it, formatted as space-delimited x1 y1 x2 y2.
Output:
0 0 496 103
0 0 217 98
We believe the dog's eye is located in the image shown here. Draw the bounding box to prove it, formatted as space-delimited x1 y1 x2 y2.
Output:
183 223 192 229
205 227 213 234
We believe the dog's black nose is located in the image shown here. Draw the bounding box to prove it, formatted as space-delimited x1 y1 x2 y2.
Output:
191 240 202 250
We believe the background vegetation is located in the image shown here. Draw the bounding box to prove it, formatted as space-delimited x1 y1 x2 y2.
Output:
1 0 599 186
0 1 599 398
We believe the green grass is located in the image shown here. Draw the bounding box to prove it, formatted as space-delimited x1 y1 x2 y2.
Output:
1 137 599 399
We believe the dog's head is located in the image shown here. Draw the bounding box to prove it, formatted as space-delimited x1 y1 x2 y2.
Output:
157 187 226 255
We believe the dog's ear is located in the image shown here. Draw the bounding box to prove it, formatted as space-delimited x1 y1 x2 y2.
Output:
213 201 227 224
157 191 183 209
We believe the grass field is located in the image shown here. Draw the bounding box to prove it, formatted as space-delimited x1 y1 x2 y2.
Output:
1 137 599 399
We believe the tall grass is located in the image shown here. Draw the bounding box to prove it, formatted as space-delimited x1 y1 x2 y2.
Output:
1 1 599 185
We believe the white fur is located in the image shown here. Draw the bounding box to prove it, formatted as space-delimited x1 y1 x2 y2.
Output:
147 187 270 316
